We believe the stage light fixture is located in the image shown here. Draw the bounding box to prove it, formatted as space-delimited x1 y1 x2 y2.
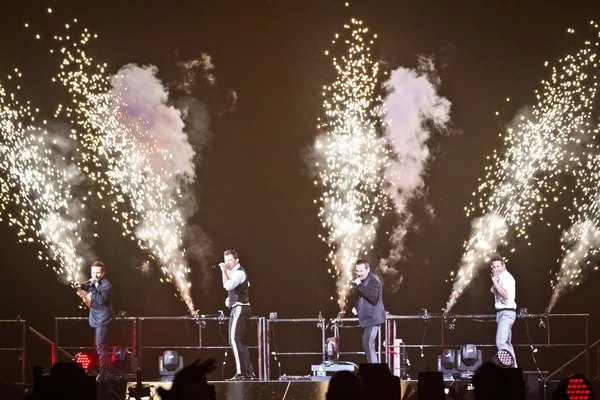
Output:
494 349 514 368
110 346 138 375
456 344 482 375
325 337 339 364
437 348 458 379
554 374 595 400
440 348 457 370
158 350 184 382
73 352 95 372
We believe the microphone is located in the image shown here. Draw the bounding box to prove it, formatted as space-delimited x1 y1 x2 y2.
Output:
212 263 225 269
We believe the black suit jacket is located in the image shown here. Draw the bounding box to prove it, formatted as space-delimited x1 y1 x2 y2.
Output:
81 278 116 328
355 272 386 328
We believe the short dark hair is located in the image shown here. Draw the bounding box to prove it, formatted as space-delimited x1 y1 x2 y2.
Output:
490 255 504 264
91 261 105 271
224 249 239 259
355 259 370 269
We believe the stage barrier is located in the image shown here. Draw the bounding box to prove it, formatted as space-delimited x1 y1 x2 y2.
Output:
0 312 593 384
0 319 26 383
54 315 266 381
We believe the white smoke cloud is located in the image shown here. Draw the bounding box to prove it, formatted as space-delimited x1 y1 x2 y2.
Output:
379 57 452 281
178 53 216 94
110 64 196 181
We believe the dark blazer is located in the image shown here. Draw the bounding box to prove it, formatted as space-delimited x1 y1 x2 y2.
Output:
81 278 116 328
355 272 386 328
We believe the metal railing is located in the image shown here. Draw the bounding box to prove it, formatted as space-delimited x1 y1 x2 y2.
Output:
265 317 326 380
384 313 590 377
545 337 600 382
29 326 73 365
0 312 583 383
54 315 266 381
0 319 26 383
263 312 591 381
330 316 383 362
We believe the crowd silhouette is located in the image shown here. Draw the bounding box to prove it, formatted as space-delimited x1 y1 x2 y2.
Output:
20 359 594 400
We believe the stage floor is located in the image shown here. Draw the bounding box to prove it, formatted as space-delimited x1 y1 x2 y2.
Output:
125 380 330 400
123 379 425 400
1 377 558 400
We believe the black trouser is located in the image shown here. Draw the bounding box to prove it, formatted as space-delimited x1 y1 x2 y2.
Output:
95 324 113 377
361 325 381 363
229 305 255 376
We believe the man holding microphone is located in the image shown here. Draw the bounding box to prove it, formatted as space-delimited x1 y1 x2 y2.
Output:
490 255 517 367
75 260 116 381
352 259 386 363
220 249 256 381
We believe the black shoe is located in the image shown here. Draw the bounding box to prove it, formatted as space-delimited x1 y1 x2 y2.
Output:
245 373 257 381
227 374 246 381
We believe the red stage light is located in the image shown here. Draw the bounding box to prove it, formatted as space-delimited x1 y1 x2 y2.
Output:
562 376 593 400
74 352 93 371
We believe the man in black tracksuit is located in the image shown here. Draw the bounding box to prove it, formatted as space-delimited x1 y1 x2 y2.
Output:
352 259 386 363
220 249 256 381
75 260 116 381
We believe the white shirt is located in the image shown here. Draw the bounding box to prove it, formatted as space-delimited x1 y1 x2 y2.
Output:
495 269 517 310
224 264 247 291
224 264 250 307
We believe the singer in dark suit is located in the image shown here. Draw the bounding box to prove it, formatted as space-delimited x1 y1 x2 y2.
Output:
75 260 116 381
352 259 386 363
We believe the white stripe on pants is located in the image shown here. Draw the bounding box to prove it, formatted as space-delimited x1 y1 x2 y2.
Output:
230 306 242 374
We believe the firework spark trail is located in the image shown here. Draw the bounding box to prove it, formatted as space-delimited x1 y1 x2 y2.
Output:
446 24 600 312
548 23 600 311
315 19 390 309
0 80 91 306
379 58 451 279
44 19 200 314
550 141 600 310
549 219 600 311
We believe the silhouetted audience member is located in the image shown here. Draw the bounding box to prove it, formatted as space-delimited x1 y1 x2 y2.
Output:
157 358 216 400
24 363 96 400
504 367 525 400
327 370 362 400
358 363 401 400
417 371 445 400
552 374 596 400
472 362 513 400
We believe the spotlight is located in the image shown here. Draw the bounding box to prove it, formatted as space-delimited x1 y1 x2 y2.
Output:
457 344 482 377
493 349 514 368
110 346 138 376
158 350 184 382
440 349 457 370
554 374 595 400
437 348 458 379
325 337 339 364
73 352 96 372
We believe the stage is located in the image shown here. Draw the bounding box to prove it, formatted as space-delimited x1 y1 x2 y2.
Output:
1 312 597 399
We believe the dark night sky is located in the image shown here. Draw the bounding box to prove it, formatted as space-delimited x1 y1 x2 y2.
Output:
1 0 600 379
